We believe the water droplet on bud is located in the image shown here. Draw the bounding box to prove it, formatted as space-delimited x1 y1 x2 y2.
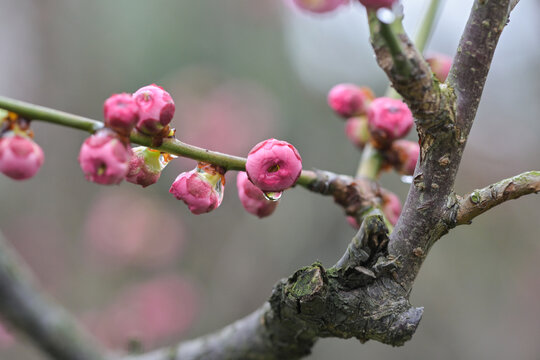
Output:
400 175 413 184
376 8 396 24
263 191 282 202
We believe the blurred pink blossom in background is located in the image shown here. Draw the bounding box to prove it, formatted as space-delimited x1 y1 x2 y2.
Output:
172 76 278 158
84 275 199 350
0 322 14 348
84 189 185 268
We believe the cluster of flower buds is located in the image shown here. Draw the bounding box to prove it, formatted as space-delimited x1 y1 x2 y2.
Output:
79 84 304 218
328 84 418 174
78 84 175 186
0 111 44 181
168 138 302 217
328 82 419 228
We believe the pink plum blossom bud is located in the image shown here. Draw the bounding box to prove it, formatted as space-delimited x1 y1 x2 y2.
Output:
345 116 370 149
0 133 44 180
236 172 279 218
169 163 225 214
389 140 419 175
367 97 413 148
78 129 131 185
245 138 302 192
292 0 349 14
126 147 171 188
358 0 396 9
103 93 139 135
346 216 360 230
133 84 175 135
426 53 453 82
381 190 401 225
328 84 374 118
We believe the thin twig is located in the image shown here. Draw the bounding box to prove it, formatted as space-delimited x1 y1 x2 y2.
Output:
455 171 540 225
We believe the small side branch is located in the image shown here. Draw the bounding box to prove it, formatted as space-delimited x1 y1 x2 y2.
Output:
367 11 448 124
455 171 540 225
0 230 106 360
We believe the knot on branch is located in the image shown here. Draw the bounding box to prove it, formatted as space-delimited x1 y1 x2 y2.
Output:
333 212 397 288
266 214 423 349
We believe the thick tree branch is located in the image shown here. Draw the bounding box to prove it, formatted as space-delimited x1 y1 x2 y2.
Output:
125 213 423 360
0 230 106 360
455 171 540 225
381 0 514 289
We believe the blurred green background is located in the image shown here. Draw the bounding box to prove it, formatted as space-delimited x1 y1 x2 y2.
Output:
0 0 539 359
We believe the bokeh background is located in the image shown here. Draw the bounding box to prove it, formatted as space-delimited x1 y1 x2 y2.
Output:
0 0 539 359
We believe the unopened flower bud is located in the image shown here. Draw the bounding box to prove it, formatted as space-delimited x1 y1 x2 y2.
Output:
346 216 360 230
381 190 401 225
103 93 139 135
126 147 170 187
78 129 131 185
236 172 279 218
0 132 44 180
133 84 175 135
328 84 374 118
345 116 370 149
292 0 349 14
388 139 419 175
367 97 413 148
426 53 453 82
358 0 396 9
245 138 302 192
169 163 225 215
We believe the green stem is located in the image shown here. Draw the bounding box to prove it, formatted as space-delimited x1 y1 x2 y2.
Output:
414 0 443 54
0 95 316 187
379 0 444 99
356 144 383 180
370 12 412 78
